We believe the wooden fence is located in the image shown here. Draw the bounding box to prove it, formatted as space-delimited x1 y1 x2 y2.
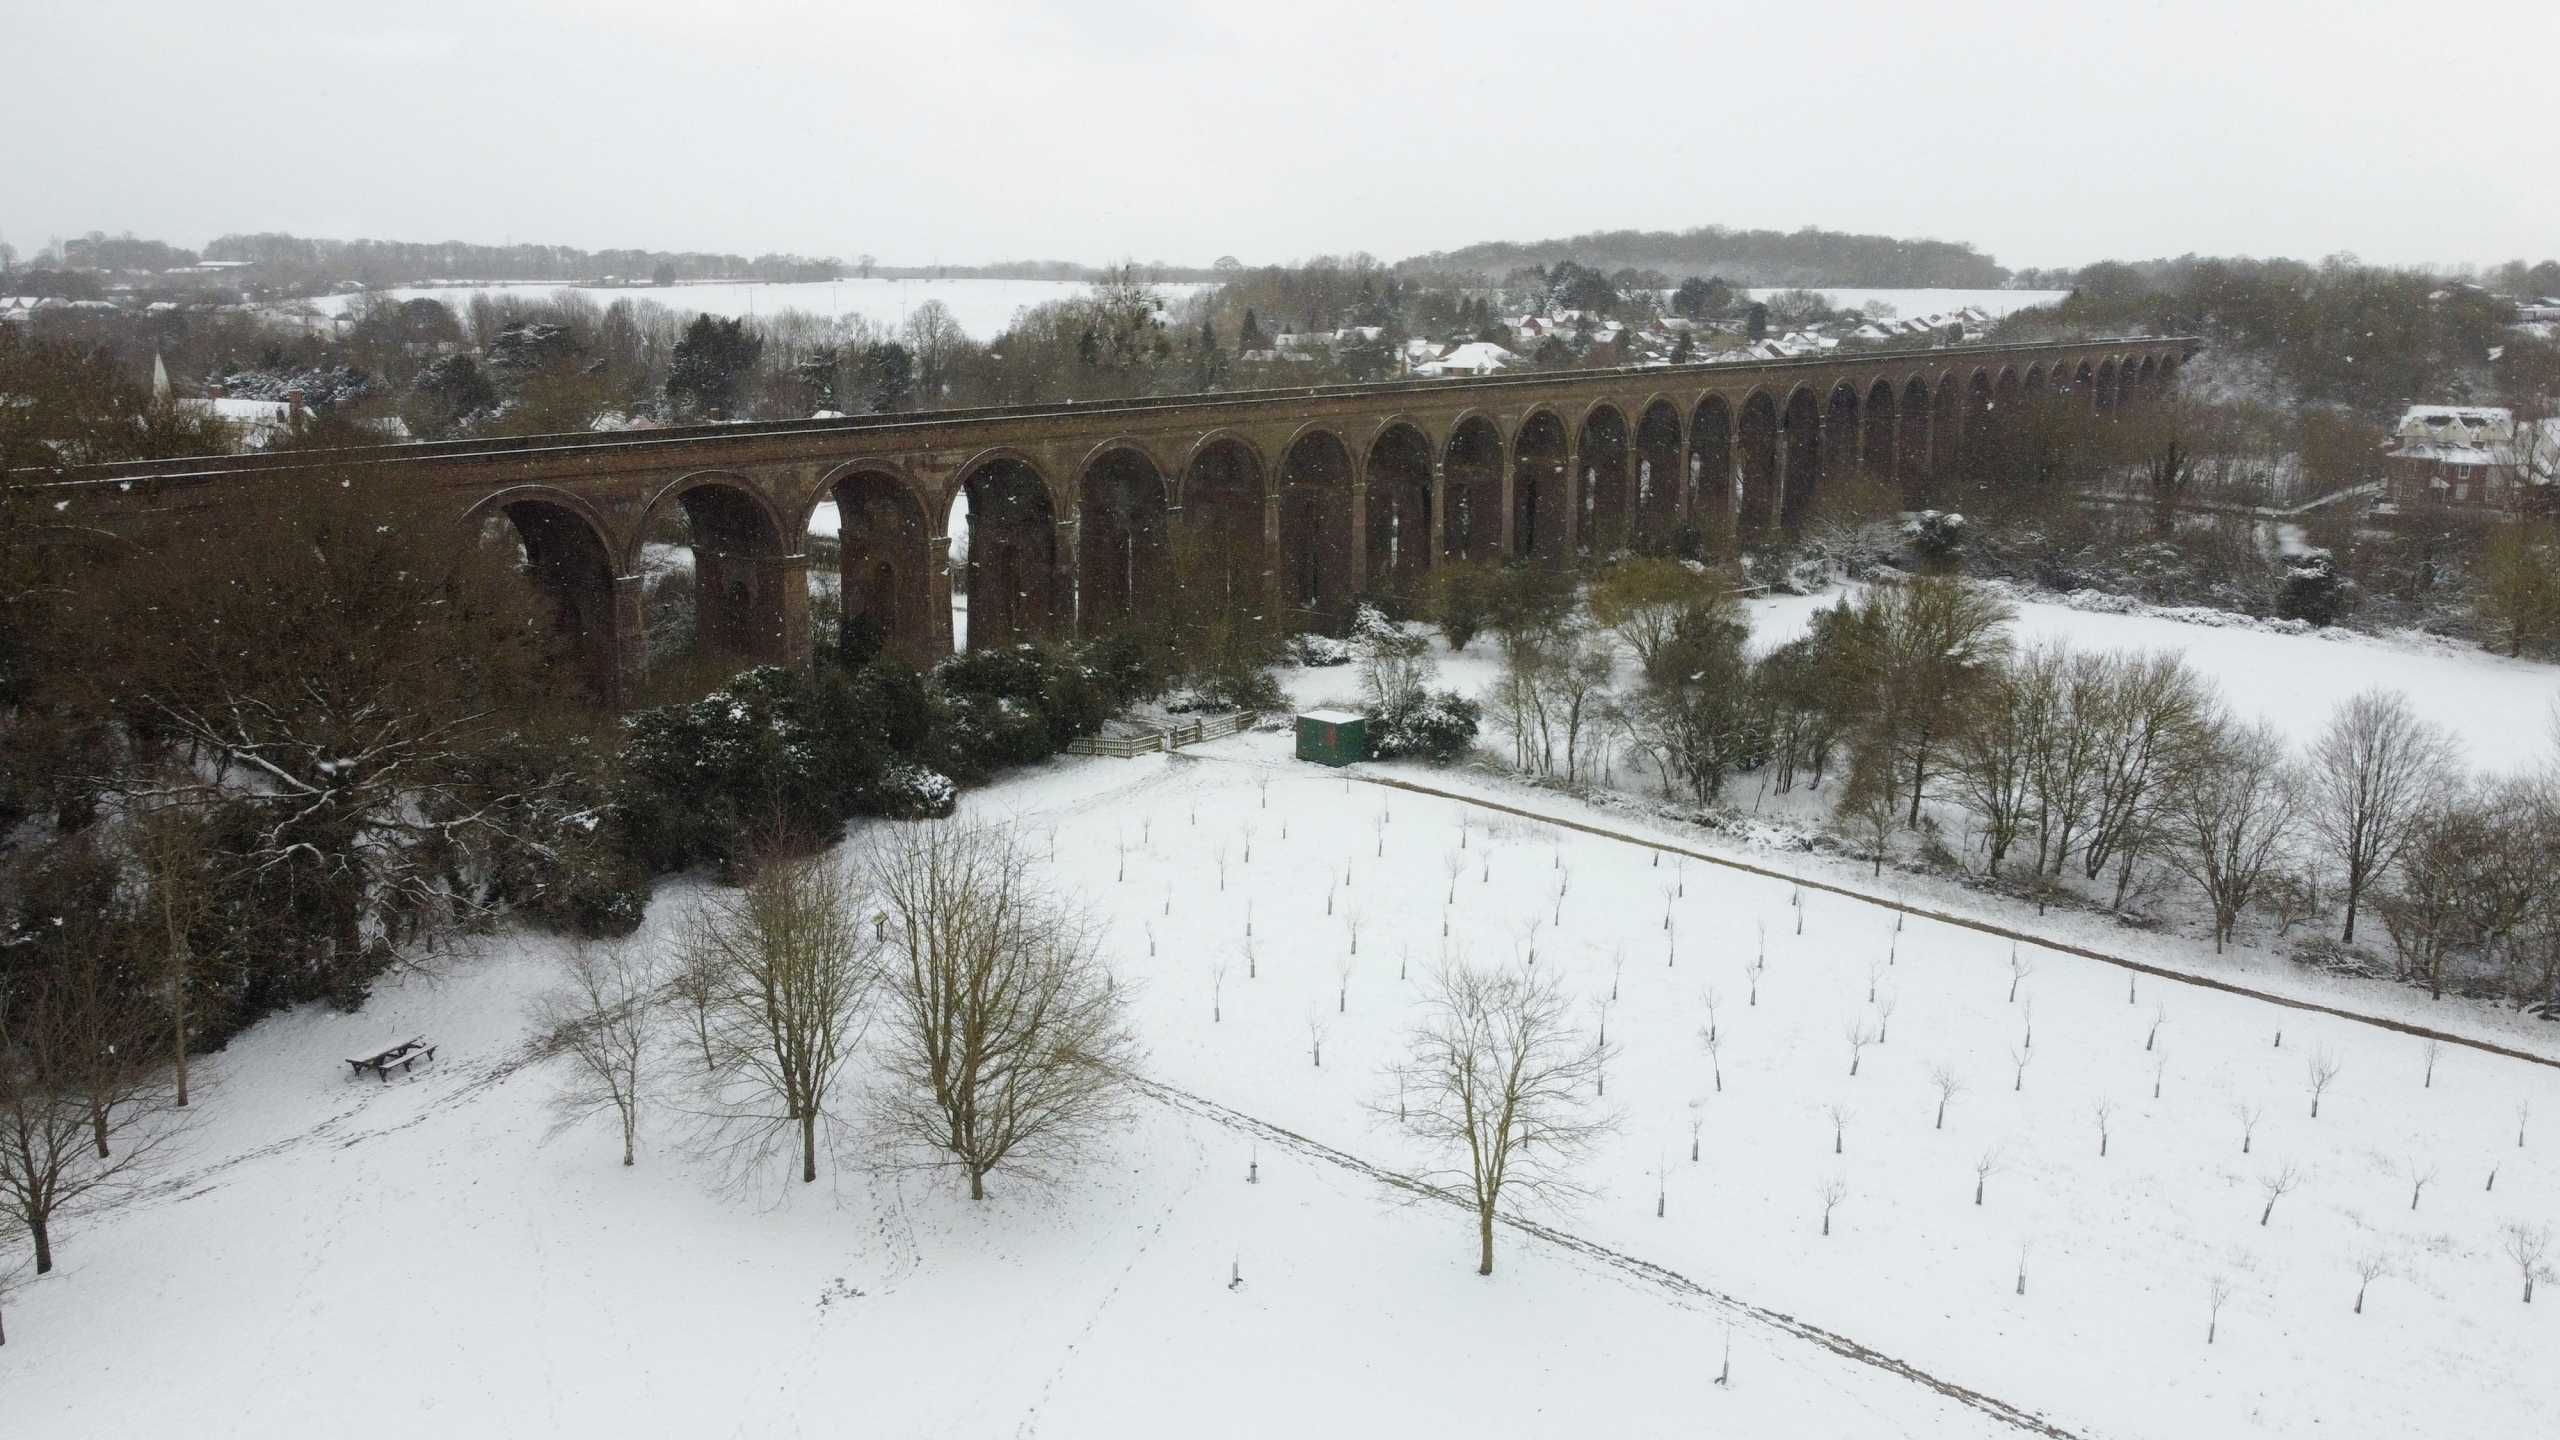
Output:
1064 711 1255 758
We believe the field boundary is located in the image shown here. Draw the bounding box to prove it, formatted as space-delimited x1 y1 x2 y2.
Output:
1182 753 2560 1071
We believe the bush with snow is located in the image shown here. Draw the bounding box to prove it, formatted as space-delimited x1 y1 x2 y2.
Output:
1288 631 1355 667
1371 688 1483 764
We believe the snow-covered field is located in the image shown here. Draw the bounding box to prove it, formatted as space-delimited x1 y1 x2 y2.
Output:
9 729 2558 1439
1748 586 2560 775
309 277 1215 339
1741 288 2068 320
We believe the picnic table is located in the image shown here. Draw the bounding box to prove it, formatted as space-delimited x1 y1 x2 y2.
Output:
346 1036 437 1082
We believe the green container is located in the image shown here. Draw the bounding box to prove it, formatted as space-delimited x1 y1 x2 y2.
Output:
1294 709 1369 766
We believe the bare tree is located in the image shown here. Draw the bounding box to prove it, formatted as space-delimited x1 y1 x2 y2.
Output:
2307 691 2461 944
1700 1023 1725 1093
2009 1045 2031 1092
1384 959 1616 1276
1209 957 1229 1023
2421 1038 2443 1089
1817 1172 1848 1236
1827 1102 1853 1154
530 939 657 1167
2259 1162 2301 1225
682 852 879 1186
2093 1097 2117 1157
2404 1155 2439 1211
1843 1018 1876 1077
1973 1144 2003 1205
2146 1003 2168 1052
2504 1222 2551 1303
869 823 1139 1201
2207 1276 2232 1343
2233 1099 2263 1154
2353 1252 2393 1314
2307 1049 2343 1118
1874 991 1898 1044
1929 1063 1967 1130
0 966 174 1274
2008 945 2035 1002
2163 716 2304 952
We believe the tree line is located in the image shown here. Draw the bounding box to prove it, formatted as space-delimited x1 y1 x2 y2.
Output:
1429 563 2560 1013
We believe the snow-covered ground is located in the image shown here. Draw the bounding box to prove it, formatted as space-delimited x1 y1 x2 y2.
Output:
9 736 2557 1439
1748 585 2560 775
1741 288 2067 320
308 277 1216 339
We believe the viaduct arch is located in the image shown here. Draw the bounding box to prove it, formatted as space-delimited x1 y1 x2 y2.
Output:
19 336 2193 707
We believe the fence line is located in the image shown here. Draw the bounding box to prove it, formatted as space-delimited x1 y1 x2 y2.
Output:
1064 711 1253 758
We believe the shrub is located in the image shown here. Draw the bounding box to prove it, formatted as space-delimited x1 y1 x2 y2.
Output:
1903 510 1968 567
1373 687 1482 763
1288 631 1354 666
870 760 959 820
2275 550 2350 627
1426 560 1497 651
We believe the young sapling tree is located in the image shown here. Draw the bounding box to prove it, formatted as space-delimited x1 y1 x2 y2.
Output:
2146 1003 2167 1051
1827 1102 1852 1155
2503 1222 2550 1303
1929 1063 1966 1130
1874 992 1897 1045
2259 1162 2301 1225
1973 1144 2003 1205
2353 1253 2392 1313
2422 1038 2441 1089
2093 1097 2117 1157
2307 1049 2342 1118
2234 1099 2263 1154
2207 1277 2232 1344
1843 1018 1876 1077
2009 1045 2031 1092
2404 1155 2437 1211
1817 1172 1846 1235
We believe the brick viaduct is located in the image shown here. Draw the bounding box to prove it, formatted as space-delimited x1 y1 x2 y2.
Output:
20 335 2191 706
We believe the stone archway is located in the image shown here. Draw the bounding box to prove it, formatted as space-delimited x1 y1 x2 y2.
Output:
1278 429 1356 629
1862 378 1898 481
952 455 1062 651
475 493 626 704
1634 400 1684 551
1512 409 1571 567
1576 404 1631 558
827 470 933 667
1737 392 1780 535
1821 381 1861 495
1780 386 1821 530
1364 423 1434 605
1691 394 1736 552
1899 377 1933 507
1443 415 1504 563
636 475 798 675
1077 446 1171 639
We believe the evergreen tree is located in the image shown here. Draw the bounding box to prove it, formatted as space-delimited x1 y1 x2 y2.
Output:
666 314 763 420
1237 308 1269 355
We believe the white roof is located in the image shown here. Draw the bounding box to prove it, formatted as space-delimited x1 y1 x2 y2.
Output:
1298 708 1364 725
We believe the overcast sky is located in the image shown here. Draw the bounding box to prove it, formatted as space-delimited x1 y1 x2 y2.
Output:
6 0 2551 273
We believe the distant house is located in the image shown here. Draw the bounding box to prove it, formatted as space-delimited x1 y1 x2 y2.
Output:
1412 342 1520 377
2384 405 2560 508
